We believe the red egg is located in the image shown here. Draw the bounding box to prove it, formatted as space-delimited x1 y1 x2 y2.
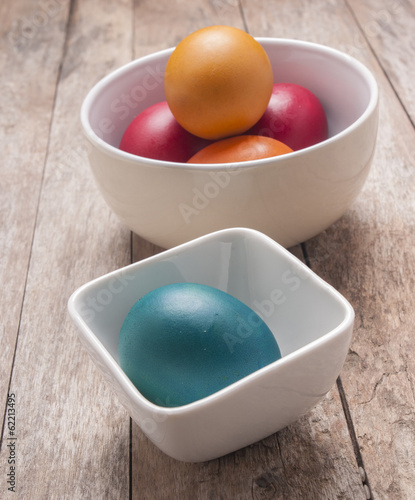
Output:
247 83 329 151
119 101 212 162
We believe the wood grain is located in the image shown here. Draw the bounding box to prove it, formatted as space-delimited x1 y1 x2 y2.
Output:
132 0 246 58
304 63 415 500
0 0 71 445
347 0 415 123
1 0 133 498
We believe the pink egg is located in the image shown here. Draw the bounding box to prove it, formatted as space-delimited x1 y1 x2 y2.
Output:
247 83 328 151
119 101 212 162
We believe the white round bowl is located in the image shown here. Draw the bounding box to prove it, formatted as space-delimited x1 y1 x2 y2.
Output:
68 228 354 462
81 38 378 249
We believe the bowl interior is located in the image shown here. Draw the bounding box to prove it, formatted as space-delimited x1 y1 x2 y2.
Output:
70 229 351 369
83 38 375 154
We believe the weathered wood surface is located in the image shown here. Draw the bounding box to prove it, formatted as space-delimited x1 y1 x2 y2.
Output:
0 0 134 498
347 0 415 122
0 0 71 443
0 0 414 498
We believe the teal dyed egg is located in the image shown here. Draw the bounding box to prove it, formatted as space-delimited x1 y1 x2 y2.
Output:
118 283 281 407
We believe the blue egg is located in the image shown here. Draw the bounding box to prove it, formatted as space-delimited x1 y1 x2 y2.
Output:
118 283 281 407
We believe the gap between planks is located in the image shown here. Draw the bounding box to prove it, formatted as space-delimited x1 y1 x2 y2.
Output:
302 241 372 500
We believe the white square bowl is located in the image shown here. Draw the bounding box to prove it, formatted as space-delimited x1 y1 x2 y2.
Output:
68 228 354 462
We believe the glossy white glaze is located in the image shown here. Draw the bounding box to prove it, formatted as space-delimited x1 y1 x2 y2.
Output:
68 228 354 462
81 38 378 249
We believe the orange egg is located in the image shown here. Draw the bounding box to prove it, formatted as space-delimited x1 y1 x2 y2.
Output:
187 135 293 164
164 25 274 140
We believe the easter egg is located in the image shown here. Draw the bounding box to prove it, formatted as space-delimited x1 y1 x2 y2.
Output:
164 26 274 140
118 283 281 407
119 101 212 162
187 135 292 164
247 83 329 151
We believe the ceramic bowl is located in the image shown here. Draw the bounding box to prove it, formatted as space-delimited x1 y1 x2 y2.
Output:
80 37 378 249
68 228 354 462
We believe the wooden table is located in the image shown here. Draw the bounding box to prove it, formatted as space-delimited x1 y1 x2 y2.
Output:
1 0 414 498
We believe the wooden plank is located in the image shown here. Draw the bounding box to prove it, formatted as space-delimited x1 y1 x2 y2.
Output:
129 1 367 498
0 0 134 498
260 0 415 498
132 0 246 58
304 77 415 498
346 0 415 122
0 0 70 446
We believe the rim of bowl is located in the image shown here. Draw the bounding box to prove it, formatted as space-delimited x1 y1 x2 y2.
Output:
80 37 379 171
